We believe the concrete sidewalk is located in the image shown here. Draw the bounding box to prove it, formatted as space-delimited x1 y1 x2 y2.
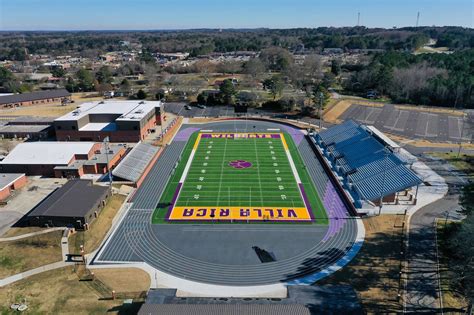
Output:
0 228 72 287
0 227 64 242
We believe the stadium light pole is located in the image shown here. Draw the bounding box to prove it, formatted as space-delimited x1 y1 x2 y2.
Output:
160 101 165 144
318 92 323 130
103 136 113 189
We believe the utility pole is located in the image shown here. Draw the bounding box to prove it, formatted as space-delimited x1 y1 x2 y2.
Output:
357 12 360 26
416 12 420 27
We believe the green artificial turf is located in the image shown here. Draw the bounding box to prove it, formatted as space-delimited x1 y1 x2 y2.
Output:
152 132 328 225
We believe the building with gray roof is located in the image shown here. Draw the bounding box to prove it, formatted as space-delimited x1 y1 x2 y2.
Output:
27 179 110 229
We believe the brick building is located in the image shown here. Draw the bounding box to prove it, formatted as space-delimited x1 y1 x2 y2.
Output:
0 89 71 108
0 142 126 177
26 179 110 229
54 100 162 142
0 173 27 201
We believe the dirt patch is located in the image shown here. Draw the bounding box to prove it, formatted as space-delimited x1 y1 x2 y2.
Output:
69 194 126 255
92 268 151 293
319 215 405 313
0 231 63 278
323 100 353 123
0 266 134 314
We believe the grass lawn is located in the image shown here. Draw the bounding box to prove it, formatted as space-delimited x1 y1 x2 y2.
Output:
319 215 405 313
69 194 126 255
152 132 327 224
0 231 63 279
0 267 142 315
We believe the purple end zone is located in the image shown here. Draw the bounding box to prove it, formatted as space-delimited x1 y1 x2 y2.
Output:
165 182 182 220
298 183 315 221
271 134 281 138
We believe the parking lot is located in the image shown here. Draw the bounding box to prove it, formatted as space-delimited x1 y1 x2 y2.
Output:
339 104 473 143
163 102 276 118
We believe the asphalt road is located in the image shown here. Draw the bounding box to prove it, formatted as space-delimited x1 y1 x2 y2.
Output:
404 155 468 313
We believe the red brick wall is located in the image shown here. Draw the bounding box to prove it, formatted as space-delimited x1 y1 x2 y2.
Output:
56 130 142 142
12 174 27 190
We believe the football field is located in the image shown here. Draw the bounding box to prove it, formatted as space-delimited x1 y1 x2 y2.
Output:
152 132 328 224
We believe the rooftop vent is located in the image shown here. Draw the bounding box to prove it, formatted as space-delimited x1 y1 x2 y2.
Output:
139 101 145 104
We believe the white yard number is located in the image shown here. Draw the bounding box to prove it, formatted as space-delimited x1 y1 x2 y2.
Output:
273 163 278 167
275 169 280 174
196 185 202 190
194 194 200 200
281 194 287 200
276 177 282 182
199 177 205 181
278 185 284 190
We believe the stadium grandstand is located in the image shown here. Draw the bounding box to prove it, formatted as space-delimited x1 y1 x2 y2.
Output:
112 142 161 187
311 120 422 209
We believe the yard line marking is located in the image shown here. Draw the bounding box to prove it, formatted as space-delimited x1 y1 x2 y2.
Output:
254 137 265 205
215 137 228 207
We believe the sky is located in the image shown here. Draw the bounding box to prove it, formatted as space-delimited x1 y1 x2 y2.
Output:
0 0 472 31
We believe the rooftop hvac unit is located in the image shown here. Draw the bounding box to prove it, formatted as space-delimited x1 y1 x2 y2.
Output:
139 101 145 104
109 150 114 154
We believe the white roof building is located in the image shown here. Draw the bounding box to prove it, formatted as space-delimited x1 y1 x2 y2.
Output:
55 100 161 123
0 142 96 165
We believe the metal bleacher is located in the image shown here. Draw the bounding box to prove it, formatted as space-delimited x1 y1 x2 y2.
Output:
112 142 160 183
314 120 422 205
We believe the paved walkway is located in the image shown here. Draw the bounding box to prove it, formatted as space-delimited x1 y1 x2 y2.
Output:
0 228 72 287
0 228 64 242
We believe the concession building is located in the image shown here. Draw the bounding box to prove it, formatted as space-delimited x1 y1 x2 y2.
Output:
54 100 162 142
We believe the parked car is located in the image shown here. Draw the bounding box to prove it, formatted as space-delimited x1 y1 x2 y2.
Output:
184 105 192 110
197 104 206 109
